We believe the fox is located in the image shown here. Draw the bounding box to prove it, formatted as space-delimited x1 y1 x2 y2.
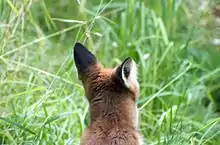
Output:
73 42 143 145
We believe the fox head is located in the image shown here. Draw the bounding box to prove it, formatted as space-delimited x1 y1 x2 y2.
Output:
73 42 140 128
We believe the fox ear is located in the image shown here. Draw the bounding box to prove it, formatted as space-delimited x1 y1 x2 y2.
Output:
115 57 138 88
73 42 97 79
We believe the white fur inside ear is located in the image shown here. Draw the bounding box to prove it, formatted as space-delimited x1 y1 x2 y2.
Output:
121 60 138 89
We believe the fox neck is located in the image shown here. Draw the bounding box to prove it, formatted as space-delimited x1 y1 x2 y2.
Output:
89 97 139 129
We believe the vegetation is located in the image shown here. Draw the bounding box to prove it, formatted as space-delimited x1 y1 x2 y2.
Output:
0 0 220 144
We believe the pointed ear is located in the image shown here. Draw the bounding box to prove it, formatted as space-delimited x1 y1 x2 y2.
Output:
115 57 138 88
73 42 97 79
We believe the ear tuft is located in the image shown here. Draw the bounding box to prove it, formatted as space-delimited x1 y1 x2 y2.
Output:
116 57 138 88
73 42 97 77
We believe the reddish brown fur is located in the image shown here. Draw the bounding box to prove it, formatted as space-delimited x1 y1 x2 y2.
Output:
79 63 142 145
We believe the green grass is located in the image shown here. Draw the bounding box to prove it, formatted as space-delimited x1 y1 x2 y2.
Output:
0 0 220 144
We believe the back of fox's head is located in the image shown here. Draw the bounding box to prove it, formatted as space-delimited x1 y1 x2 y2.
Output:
73 42 139 119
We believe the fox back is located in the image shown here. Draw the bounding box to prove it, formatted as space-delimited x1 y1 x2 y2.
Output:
73 42 142 145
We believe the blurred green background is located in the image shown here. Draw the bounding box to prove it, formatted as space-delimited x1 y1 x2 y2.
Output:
0 0 220 144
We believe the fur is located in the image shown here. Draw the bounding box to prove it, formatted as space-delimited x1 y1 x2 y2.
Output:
73 42 142 145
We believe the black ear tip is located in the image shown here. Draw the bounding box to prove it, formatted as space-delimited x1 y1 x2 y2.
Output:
74 42 83 46
123 57 133 64
73 42 97 73
73 42 89 56
74 42 84 51
127 57 132 60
